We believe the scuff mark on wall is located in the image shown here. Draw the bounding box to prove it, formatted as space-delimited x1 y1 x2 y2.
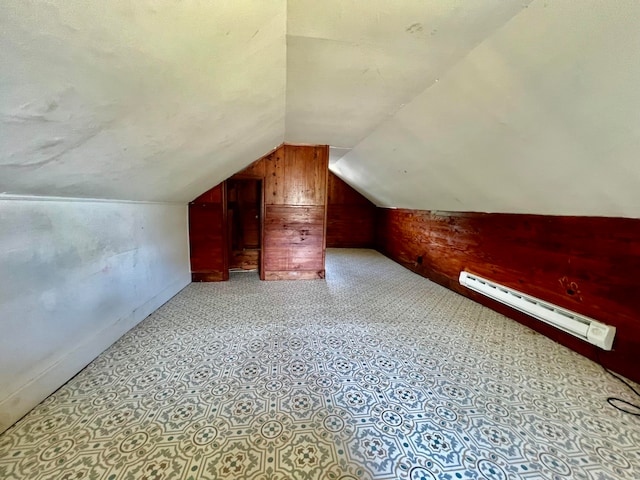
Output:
405 22 423 34
0 197 190 433
3 123 113 169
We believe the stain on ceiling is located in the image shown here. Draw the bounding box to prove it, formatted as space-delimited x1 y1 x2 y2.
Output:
2 0 639 217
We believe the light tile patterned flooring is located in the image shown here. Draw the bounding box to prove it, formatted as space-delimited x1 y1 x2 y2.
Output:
1 249 639 479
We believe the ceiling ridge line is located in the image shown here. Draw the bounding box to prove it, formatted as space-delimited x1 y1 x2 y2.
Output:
341 0 538 154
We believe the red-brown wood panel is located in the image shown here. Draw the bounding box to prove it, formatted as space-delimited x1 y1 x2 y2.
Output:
264 270 325 280
229 249 260 271
376 208 640 383
264 148 286 206
228 179 261 250
189 144 329 282
327 172 376 248
284 146 328 206
261 145 328 279
234 155 267 178
327 171 372 206
188 183 227 281
327 206 376 248
263 146 328 206
189 203 224 272
193 184 223 203
263 205 325 274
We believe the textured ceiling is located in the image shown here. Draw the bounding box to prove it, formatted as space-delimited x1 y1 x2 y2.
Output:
1 1 287 201
286 0 531 147
333 0 640 217
2 1 640 217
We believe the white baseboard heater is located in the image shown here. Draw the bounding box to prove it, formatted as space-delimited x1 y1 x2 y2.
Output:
459 271 616 350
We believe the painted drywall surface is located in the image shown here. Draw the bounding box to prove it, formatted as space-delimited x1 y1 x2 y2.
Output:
286 0 530 147
334 0 640 218
0 198 190 432
329 147 351 168
4 0 640 218
0 1 286 202
0 0 533 202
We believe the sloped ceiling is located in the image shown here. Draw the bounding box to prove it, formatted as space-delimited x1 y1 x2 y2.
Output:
2 1 640 217
333 0 640 217
286 0 531 146
1 1 287 201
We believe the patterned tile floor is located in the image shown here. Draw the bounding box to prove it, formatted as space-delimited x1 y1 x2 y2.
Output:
1 249 639 479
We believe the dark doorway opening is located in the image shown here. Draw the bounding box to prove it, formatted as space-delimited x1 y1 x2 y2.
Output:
227 178 263 276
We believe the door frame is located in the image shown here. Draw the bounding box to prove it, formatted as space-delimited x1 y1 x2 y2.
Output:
226 175 265 280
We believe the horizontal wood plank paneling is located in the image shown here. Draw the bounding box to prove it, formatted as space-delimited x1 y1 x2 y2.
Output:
264 205 325 272
263 254 325 272
265 205 326 225
327 172 376 248
261 145 328 279
264 270 325 280
190 144 329 281
229 249 260 271
376 208 640 383
327 206 376 248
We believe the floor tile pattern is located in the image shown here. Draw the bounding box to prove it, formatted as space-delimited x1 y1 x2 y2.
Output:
1 249 639 479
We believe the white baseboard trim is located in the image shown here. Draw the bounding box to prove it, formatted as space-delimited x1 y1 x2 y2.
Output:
0 276 190 434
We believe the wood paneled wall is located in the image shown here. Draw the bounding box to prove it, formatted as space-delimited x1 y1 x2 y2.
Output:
253 145 329 280
376 208 640 383
190 144 329 281
228 179 261 249
189 183 227 281
327 172 376 248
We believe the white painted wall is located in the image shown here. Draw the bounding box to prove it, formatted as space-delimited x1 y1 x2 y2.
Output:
3 0 640 214
0 198 190 433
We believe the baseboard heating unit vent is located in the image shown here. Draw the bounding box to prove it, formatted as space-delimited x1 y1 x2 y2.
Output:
459 271 616 350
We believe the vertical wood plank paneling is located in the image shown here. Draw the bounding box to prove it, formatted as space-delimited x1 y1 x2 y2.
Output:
265 149 285 206
189 182 227 281
193 184 223 204
189 144 329 282
321 147 329 270
263 145 328 279
228 179 261 249
235 155 267 178
282 146 327 206
327 172 376 247
376 208 640 383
